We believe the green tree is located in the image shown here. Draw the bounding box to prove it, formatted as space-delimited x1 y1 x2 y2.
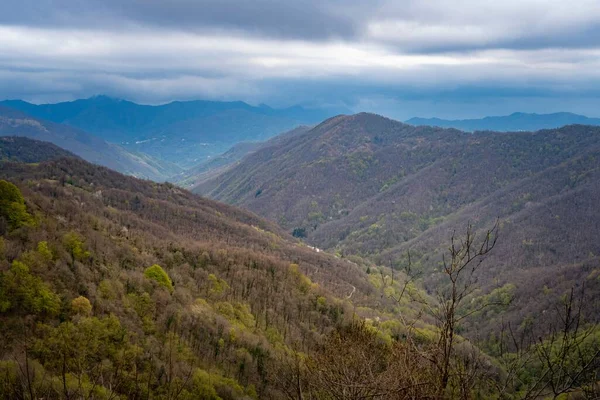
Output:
33 315 129 399
0 180 33 232
36 241 53 263
144 264 173 291
181 369 221 400
63 232 91 265
0 260 60 315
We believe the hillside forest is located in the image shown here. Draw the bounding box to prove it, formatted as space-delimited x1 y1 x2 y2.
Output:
0 136 599 399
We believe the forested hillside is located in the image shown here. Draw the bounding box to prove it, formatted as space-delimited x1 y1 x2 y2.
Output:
1 136 79 163
1 139 598 399
197 113 600 335
0 143 394 399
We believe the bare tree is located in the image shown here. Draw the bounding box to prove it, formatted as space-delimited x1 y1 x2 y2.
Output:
305 321 437 400
515 285 600 399
381 221 502 397
431 220 499 396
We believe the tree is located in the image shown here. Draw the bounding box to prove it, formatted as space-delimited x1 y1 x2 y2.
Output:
292 228 307 239
494 286 600 399
145 264 174 292
0 260 60 316
181 369 220 400
62 232 91 269
0 180 33 233
430 221 499 396
71 296 92 316
387 221 501 397
33 315 130 400
305 321 436 399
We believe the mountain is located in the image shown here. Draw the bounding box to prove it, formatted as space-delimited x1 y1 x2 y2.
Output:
1 96 341 168
0 143 388 399
177 125 312 189
0 105 180 180
1 139 598 399
196 113 600 336
406 111 600 131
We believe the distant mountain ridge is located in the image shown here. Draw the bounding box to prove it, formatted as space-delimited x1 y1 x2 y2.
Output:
0 96 343 168
0 105 179 180
406 111 600 131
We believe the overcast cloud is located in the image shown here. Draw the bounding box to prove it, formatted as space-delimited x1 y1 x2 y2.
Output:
1 0 599 119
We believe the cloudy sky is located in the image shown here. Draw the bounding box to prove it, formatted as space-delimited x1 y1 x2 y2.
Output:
1 0 600 119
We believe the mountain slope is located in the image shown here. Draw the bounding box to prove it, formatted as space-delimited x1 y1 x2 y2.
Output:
1 140 598 399
196 113 600 334
0 145 387 399
407 111 600 131
0 106 180 180
1 136 79 163
1 97 340 168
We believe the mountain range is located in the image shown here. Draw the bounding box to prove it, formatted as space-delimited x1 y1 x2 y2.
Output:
0 106 179 180
196 113 600 335
1 133 598 398
1 96 342 168
407 111 600 131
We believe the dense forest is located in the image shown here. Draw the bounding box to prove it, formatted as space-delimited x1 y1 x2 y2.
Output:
0 138 599 399
197 113 600 338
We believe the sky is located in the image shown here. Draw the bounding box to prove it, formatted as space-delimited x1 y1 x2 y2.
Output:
1 0 600 120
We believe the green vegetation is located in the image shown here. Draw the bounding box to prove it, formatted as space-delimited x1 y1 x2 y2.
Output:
292 227 307 238
63 232 91 264
71 296 92 316
199 114 600 346
1 140 599 399
0 260 60 315
0 155 370 399
144 264 173 291
0 180 33 232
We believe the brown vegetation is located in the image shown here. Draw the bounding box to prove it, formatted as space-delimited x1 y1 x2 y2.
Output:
1 139 598 399
196 113 600 337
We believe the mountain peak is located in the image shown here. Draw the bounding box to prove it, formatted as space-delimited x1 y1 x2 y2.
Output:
339 112 408 129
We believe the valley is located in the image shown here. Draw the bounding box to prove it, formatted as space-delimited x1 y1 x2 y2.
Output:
3 1 600 397
1 113 599 399
197 113 600 336
1 97 339 169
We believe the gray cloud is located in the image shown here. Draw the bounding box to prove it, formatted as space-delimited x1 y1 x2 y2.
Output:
1 0 600 117
0 0 365 40
4 0 600 51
